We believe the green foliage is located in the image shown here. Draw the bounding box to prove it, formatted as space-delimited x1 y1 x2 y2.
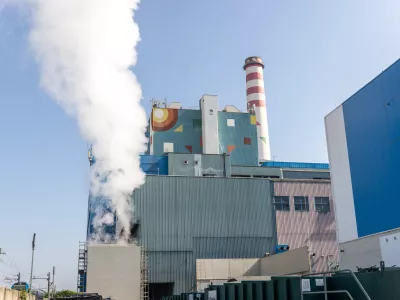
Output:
20 291 27 300
43 290 78 299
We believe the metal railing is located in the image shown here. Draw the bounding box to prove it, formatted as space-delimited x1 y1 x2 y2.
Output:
300 269 371 300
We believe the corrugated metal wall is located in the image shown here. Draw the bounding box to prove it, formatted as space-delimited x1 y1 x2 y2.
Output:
133 176 276 293
274 181 338 273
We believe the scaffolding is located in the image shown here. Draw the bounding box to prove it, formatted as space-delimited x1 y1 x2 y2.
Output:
77 242 88 292
140 247 149 300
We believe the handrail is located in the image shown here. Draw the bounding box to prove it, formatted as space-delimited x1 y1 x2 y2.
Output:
303 290 355 300
300 269 371 300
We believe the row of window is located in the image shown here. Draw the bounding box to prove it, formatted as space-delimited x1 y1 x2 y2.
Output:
274 196 330 212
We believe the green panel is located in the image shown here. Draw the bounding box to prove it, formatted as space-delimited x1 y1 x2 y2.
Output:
252 282 263 300
272 278 288 300
193 119 202 129
225 283 238 300
328 270 400 300
234 284 244 300
243 282 253 300
216 285 226 300
263 281 274 300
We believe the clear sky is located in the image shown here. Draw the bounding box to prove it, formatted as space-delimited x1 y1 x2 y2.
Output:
0 0 399 290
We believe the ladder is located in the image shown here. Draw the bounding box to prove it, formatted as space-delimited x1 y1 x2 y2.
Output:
140 248 149 300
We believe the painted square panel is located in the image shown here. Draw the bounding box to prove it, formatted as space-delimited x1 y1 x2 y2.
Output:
163 142 174 153
227 119 235 127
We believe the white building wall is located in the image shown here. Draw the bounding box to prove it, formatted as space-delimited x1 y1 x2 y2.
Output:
339 228 400 271
87 245 141 300
379 231 400 267
200 95 219 154
339 235 382 272
325 105 358 243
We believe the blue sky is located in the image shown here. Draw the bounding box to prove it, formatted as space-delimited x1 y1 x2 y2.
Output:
0 0 399 290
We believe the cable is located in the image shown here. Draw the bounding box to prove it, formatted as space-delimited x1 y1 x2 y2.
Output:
5 254 31 274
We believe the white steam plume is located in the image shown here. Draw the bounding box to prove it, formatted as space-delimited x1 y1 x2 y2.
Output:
28 0 147 241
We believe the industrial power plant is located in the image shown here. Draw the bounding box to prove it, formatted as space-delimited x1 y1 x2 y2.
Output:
2 2 400 300
78 57 400 300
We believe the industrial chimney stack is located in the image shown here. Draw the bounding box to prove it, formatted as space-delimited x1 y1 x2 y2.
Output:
244 56 271 162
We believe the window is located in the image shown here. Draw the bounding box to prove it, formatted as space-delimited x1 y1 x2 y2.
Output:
274 196 290 211
294 196 309 212
315 197 330 212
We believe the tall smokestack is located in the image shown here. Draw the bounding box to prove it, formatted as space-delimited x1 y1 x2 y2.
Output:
244 56 271 162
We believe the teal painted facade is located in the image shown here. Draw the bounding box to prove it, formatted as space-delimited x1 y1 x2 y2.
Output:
151 109 203 155
148 107 258 166
217 112 258 166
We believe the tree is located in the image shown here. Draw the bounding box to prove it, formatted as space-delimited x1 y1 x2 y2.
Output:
43 290 78 298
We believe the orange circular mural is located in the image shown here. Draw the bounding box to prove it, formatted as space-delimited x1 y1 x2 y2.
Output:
151 108 179 132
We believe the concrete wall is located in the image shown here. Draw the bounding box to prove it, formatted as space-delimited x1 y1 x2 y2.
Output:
325 105 357 243
196 247 310 282
200 95 219 155
0 287 36 300
259 246 310 276
339 228 400 271
196 258 260 280
86 245 141 300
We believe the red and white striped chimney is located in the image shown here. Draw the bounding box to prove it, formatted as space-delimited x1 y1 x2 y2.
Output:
244 56 271 162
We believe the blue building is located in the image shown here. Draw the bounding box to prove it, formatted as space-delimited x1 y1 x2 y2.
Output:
325 59 400 243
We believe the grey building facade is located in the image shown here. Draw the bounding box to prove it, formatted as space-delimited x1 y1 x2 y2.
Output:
132 175 277 295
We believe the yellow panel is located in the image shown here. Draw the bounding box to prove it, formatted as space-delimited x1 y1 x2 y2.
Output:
250 115 256 125
174 124 183 132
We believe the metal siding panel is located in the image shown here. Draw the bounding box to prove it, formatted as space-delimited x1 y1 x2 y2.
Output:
148 251 195 294
282 170 330 180
274 181 338 273
133 176 276 293
167 154 227 177
167 153 196 176
193 237 275 259
342 59 400 237
230 166 282 177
